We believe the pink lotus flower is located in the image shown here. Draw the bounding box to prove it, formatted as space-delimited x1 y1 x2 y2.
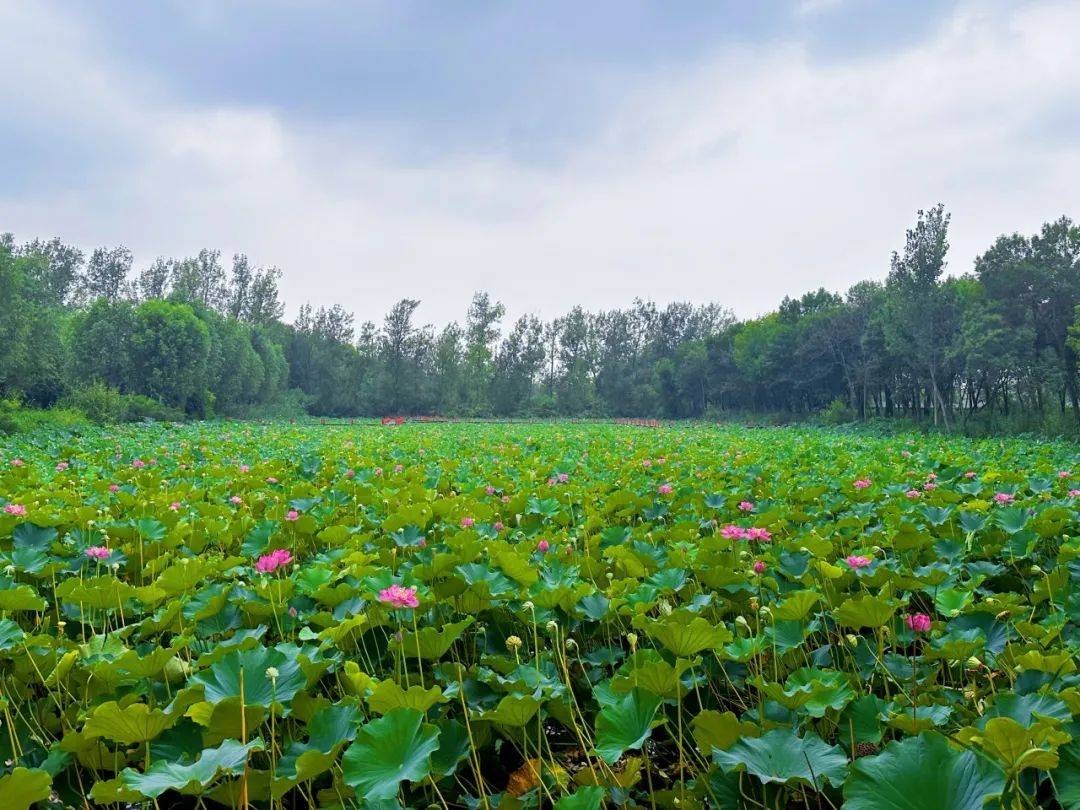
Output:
738 500 754 511
394 464 403 473
494 521 504 531
55 462 69 472
642 459 652 468
747 527 772 542
288 606 298 618
905 489 921 499
558 473 569 483
993 492 1014 505
11 458 23 467
486 485 496 495
374 467 383 477
901 450 912 458
85 546 111 560
501 495 511 504
905 613 932 633
537 539 550 553
460 516 475 528
1069 489 1080 498
378 584 419 609
853 479 872 489
285 510 299 522
658 483 673 495
845 555 872 569
266 476 278 484
256 548 294 573
169 501 181 511
547 477 556 486
109 484 120 493
1059 470 1071 478
417 537 426 548
345 469 355 479
656 457 666 465
132 459 146 469
239 464 250 473
721 524 747 540
964 471 977 479
923 482 936 491
752 560 767 574
3 504 27 516
230 496 243 505
927 473 937 480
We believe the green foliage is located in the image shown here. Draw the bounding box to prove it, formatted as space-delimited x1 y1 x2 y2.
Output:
0 418 1075 806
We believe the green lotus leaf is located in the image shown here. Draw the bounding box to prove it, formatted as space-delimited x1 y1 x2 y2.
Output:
0 767 52 810
367 680 445 715
83 700 177 744
192 646 307 708
121 738 264 799
834 593 897 629
712 728 847 790
595 687 663 765
643 611 732 657
553 786 605 809
393 617 473 659
843 732 1005 809
341 707 441 800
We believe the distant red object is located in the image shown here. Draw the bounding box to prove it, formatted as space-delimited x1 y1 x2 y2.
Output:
381 416 407 425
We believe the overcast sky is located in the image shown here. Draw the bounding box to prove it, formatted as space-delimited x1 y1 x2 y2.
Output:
2 0 1078 328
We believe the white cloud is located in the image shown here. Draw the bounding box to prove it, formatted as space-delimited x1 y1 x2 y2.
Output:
1 0 1079 330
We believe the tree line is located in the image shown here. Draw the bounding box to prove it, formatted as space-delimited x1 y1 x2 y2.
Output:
2 206 1080 431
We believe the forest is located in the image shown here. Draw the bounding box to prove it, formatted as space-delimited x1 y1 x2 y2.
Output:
3 205 1080 433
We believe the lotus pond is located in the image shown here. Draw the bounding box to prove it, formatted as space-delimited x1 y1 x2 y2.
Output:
0 421 1078 809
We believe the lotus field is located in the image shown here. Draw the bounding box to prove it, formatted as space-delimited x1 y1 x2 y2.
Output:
1 421 1080 809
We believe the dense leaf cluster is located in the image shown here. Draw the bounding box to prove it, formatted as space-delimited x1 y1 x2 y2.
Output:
0 421 1076 807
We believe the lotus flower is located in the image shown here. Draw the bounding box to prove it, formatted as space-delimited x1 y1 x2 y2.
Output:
378 584 419 609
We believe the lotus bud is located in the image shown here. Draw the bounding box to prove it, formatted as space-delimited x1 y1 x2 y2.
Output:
845 634 859 647
735 616 749 628
565 638 577 651
1030 565 1043 575
265 667 279 682
965 657 983 671
626 633 638 651
546 620 558 634
522 601 534 612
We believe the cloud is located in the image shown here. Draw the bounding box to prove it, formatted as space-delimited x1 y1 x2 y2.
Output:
0 0 1078 330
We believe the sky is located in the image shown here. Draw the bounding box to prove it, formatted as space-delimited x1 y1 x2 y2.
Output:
2 0 1079 328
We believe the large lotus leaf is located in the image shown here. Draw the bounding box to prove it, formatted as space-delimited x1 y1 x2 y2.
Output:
712 728 847 790
121 738 265 799
979 692 1072 728
771 589 821 621
367 680 445 715
394 617 474 660
481 694 541 727
643 612 732 657
0 767 52 810
612 652 695 699
844 732 1005 809
0 582 47 612
834 593 897 629
595 687 663 765
192 646 306 707
11 523 56 574
553 786 605 810
54 575 137 610
759 668 855 717
83 701 177 744
0 618 26 651
691 710 758 755
341 707 441 800
965 717 1067 772
277 703 361 783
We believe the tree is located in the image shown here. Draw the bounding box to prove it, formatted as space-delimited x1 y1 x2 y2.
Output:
79 245 132 304
128 300 211 413
883 205 958 428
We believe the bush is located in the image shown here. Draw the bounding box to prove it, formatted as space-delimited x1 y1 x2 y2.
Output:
0 397 88 435
58 383 184 424
818 397 857 425
236 388 313 420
